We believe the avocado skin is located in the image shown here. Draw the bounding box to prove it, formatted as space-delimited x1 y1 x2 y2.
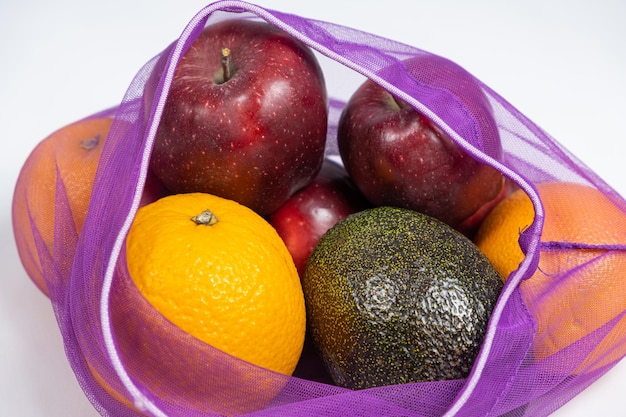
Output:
302 206 503 390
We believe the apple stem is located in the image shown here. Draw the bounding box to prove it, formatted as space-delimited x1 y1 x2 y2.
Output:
221 47 232 82
391 96 409 111
191 209 219 226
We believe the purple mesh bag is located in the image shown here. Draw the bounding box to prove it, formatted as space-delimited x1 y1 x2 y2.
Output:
14 2 626 416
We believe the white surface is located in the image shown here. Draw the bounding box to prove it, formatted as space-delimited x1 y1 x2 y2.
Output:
1 1 625 416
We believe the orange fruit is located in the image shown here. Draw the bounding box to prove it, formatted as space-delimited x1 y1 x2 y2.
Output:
12 117 112 296
473 185 533 278
105 192 305 415
126 192 306 375
475 181 626 372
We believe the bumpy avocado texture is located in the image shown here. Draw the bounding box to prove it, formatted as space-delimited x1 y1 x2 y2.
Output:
302 206 503 390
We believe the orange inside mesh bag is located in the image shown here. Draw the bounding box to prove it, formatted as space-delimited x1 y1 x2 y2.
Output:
12 118 113 296
478 181 626 373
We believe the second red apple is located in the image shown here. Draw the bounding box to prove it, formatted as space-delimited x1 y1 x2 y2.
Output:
337 54 504 234
269 159 370 276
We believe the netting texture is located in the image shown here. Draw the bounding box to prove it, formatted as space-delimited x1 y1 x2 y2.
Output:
13 2 626 416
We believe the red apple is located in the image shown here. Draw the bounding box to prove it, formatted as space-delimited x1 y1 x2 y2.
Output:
148 19 328 216
337 54 504 233
139 168 170 207
269 159 370 276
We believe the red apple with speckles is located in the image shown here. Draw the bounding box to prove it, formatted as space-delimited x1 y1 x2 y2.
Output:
337 54 504 234
269 159 370 276
148 19 328 216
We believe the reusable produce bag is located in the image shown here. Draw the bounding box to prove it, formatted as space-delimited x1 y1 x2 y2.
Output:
13 1 626 416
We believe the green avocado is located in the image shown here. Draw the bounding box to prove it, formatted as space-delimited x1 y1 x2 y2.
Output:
302 206 503 389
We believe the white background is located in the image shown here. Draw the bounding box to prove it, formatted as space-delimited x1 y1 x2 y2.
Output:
1 1 625 416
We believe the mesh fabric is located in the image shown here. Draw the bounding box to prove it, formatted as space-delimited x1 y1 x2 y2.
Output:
13 2 626 416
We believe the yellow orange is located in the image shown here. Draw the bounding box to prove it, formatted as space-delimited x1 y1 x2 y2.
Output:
104 192 306 415
473 186 532 278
